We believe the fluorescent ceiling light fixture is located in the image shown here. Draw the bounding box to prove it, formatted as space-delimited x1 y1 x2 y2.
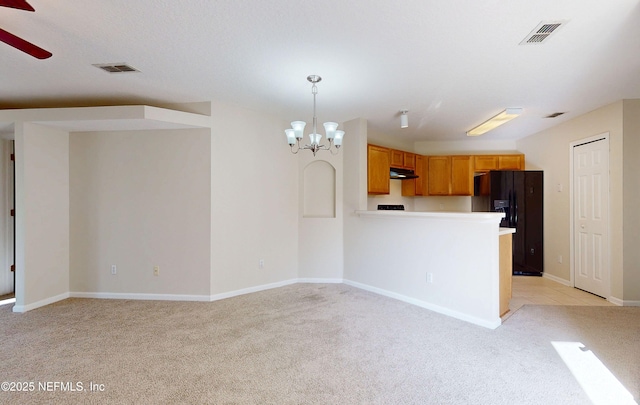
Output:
466 108 523 136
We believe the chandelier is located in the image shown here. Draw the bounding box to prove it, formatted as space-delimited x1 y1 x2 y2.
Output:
285 75 344 156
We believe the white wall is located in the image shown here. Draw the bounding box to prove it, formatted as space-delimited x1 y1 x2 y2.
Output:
298 150 344 280
69 129 211 296
622 100 640 301
345 214 501 327
516 101 625 299
344 118 502 328
210 101 298 295
14 123 69 310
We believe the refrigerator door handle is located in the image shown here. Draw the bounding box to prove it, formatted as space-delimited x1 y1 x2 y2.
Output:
514 192 518 227
508 190 514 227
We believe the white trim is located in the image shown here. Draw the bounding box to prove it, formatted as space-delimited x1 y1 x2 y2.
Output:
296 278 343 284
70 292 211 302
15 277 511 330
209 279 298 302
12 291 69 313
608 297 640 307
343 279 502 330
542 272 572 286
569 133 611 295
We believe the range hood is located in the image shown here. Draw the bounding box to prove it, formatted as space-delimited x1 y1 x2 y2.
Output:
390 167 419 180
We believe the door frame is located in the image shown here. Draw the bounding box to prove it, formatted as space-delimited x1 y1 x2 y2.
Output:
569 132 610 296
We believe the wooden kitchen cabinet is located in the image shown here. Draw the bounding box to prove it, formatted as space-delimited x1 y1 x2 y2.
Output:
368 144 390 194
498 155 524 170
403 152 415 169
415 155 426 195
474 155 499 172
499 232 513 317
389 149 415 169
473 154 525 172
428 156 451 195
401 154 427 196
390 149 404 168
450 155 474 195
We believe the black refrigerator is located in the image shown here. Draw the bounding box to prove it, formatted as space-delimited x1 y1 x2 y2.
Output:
473 170 543 276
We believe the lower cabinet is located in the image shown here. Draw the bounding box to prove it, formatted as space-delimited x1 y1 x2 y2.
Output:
499 232 513 317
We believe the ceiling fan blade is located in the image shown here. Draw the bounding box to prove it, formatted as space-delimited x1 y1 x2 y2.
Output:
0 0 34 11
0 27 51 59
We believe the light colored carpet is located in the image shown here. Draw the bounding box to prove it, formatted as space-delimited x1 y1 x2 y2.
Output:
0 283 637 404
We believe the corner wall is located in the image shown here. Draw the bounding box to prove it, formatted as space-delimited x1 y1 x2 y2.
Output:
209 101 298 296
14 123 70 311
622 100 640 301
516 101 624 300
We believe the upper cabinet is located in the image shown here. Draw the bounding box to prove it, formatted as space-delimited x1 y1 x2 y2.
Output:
473 154 524 172
390 149 403 168
403 152 416 169
426 155 474 196
450 156 474 195
428 156 451 195
368 145 524 197
368 144 390 194
390 149 415 169
498 155 524 170
473 155 499 172
402 154 427 196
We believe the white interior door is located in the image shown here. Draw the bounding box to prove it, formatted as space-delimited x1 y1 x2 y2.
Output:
573 136 609 298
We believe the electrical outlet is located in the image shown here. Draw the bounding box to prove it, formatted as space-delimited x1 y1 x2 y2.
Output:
259 259 264 269
111 265 117 275
557 255 563 264
426 272 433 283
153 266 160 276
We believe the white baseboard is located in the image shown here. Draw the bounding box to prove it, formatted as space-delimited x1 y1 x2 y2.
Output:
70 292 211 302
12 292 70 313
608 297 640 307
542 272 572 286
342 279 502 330
209 279 299 301
16 278 342 312
296 278 343 284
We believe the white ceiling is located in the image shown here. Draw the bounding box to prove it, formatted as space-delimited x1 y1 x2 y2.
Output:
1 0 639 142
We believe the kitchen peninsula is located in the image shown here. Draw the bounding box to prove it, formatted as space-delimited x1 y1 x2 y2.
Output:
347 209 511 329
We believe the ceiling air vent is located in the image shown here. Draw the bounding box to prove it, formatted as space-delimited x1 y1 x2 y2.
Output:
520 20 568 45
93 63 140 73
545 112 566 118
